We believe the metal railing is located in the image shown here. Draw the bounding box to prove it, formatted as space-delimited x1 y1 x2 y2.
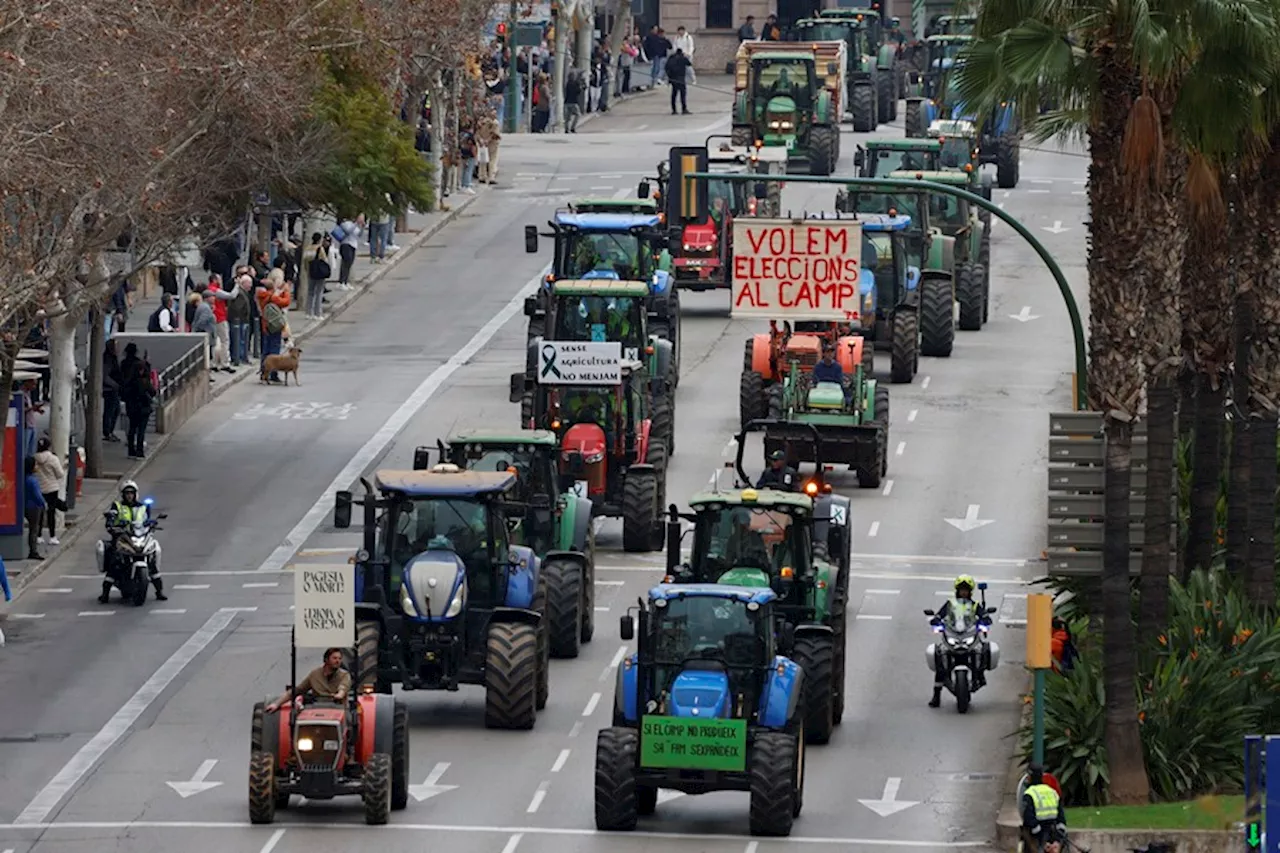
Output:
147 340 207 431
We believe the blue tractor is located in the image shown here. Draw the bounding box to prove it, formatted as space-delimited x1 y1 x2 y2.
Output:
596 584 806 837
333 465 550 729
524 208 681 374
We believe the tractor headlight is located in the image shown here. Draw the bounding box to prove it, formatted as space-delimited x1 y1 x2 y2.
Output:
444 585 466 618
768 120 795 131
297 737 314 751
400 584 416 616
584 451 604 464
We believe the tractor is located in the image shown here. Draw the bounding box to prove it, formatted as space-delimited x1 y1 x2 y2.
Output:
888 169 990 329
792 15 891 131
817 5 907 103
524 208 679 370
331 467 549 728
438 429 596 659
510 360 668 552
902 34 971 138
731 41 844 175
853 137 943 177
926 119 995 220
249 641 409 824
740 320 866 428
836 188 958 358
596 584 806 836
934 13 976 34
662 421 852 743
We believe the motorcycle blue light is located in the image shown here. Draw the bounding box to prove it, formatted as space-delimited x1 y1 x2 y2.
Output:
143 498 154 505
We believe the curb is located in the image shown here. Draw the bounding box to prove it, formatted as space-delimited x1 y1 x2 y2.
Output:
4 194 479 604
995 672 1035 850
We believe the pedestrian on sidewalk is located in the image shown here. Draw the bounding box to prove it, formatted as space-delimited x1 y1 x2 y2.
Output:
23 458 44 561
20 380 41 460
459 124 478 194
33 437 65 546
227 275 253 367
533 73 552 133
484 115 502 182
189 292 217 377
203 274 234 372
257 271 291 382
147 292 178 333
643 27 671 88
565 69 583 132
619 36 639 93
103 339 122 442
369 208 391 262
335 215 363 289
107 277 130 335
121 358 155 459
666 48 691 115
738 15 757 41
673 27 695 84
306 233 332 319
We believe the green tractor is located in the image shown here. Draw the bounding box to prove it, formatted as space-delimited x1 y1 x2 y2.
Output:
835 186 959 358
853 137 942 177
927 118 995 220
436 430 597 659
888 169 990 329
662 420 853 743
731 41 843 175
793 16 892 130
902 34 970 138
934 13 976 35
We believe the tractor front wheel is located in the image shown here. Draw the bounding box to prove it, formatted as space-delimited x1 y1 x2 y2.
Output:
248 750 277 825
749 732 799 836
622 468 659 553
532 570 550 709
362 752 393 825
791 635 835 744
595 727 640 830
545 558 584 659
996 134 1020 188
957 263 984 332
740 369 766 428
808 126 836 176
651 393 675 457
919 277 955 358
904 100 924 138
851 84 876 132
890 310 918 384
484 622 539 729
392 701 410 810
732 124 754 147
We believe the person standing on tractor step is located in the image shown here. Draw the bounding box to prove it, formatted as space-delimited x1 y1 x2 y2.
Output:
666 47 691 115
266 648 352 711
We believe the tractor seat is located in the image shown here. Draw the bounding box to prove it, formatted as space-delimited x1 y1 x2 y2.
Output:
807 382 847 410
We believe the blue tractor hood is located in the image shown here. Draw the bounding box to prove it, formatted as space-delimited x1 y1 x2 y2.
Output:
668 669 732 718
402 548 467 623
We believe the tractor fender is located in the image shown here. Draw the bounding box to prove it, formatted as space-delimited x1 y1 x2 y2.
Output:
356 693 396 761
259 704 282 759
650 269 673 299
567 496 595 553
795 623 834 638
504 544 539 610
637 418 653 463
932 233 955 272
489 605 542 627
905 265 922 292
543 549 588 580
815 89 833 123
837 335 861 374
614 653 640 724
760 655 804 729
274 705 293 770
750 333 775 378
652 337 674 380
733 90 750 123
875 43 896 70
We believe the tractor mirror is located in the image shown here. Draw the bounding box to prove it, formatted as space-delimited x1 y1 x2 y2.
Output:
853 148 865 168
620 615 635 641
754 182 768 200
524 225 538 253
509 372 526 404
665 519 682 571
412 446 431 471
523 296 539 317
334 491 353 529
827 62 838 76
779 622 796 654
638 180 650 199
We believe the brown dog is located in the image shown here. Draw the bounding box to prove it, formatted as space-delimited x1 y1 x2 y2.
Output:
260 346 302 385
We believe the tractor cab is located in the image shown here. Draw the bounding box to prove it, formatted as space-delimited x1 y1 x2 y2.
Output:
750 53 819 146
568 197 661 216
888 170 971 236
550 279 650 356
528 211 671 286
680 491 815 594
929 120 980 169
445 431 562 545
793 17 875 62
853 138 942 177
904 34 972 135
934 14 976 35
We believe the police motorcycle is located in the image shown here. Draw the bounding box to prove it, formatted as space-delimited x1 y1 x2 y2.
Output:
95 497 166 606
923 581 999 713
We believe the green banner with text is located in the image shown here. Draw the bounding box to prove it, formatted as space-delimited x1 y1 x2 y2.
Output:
639 715 747 772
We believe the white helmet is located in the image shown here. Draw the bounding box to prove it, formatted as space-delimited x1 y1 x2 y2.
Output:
120 480 139 499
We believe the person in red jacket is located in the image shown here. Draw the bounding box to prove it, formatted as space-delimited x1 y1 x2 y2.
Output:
256 271 291 383
202 274 234 372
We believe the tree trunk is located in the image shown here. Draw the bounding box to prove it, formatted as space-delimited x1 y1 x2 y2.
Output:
575 9 593 72
1226 287 1254 579
48 312 78 469
85 307 104 478
1139 376 1175 640
1245 413 1276 606
553 18 571 132
1176 360 1195 442
1187 376 1225 575
429 79 447 210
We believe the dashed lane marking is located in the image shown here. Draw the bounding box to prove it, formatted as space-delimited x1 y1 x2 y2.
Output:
921 376 932 389
594 579 625 586
259 829 286 853
851 552 1029 566
601 645 629 681
882 479 894 496
39 588 72 594
863 589 901 595
583 693 602 716
151 609 188 615
908 409 918 422
851 572 1027 584
526 782 549 813
551 749 570 773
868 522 880 537
856 614 893 621
242 582 278 589
895 442 906 456
77 611 113 617
502 834 524 853
9 613 44 619
568 721 584 738
172 584 210 590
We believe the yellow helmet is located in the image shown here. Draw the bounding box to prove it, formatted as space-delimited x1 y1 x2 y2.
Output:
954 574 976 592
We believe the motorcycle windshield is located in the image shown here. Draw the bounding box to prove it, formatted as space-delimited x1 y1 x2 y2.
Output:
944 610 978 635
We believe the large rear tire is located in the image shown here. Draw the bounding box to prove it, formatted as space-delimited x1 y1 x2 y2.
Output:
957 263 984 332
391 701 410 810
532 570 550 709
595 727 640 830
651 393 674 457
362 752 393 825
874 383 890 479
791 635 835 745
890 310 917 384
248 750 276 825
350 619 382 692
732 124 754 147
996 134 1020 188
851 84 876 132
808 126 836 176
740 369 766 429
876 74 894 126
919 277 955 358
581 525 597 644
621 469 658 553
484 622 539 729
749 731 799 836
904 100 924 137
545 558 584 659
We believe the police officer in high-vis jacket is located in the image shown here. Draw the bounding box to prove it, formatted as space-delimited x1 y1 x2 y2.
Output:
1020 764 1065 852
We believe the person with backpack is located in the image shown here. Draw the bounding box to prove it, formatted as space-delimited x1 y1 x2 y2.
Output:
146 293 177 333
306 232 332 319
256 270 292 383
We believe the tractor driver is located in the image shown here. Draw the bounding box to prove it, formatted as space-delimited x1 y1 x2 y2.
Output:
812 342 853 405
756 450 798 491
565 389 608 428
266 647 352 711
605 297 638 345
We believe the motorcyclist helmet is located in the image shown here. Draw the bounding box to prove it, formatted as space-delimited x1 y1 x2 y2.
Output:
120 481 139 503
954 574 975 597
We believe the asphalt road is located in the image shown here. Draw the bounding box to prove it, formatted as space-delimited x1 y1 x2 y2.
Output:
0 77 1088 853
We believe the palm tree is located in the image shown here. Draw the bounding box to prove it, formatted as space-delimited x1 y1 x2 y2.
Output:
956 0 1276 803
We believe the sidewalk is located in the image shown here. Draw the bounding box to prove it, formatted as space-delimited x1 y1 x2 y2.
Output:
1 190 484 601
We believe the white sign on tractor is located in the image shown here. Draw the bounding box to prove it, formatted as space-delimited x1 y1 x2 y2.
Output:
537 341 622 385
294 564 355 648
730 219 862 322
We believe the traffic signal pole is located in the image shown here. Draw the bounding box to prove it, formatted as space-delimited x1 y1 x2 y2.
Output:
681 170 1089 410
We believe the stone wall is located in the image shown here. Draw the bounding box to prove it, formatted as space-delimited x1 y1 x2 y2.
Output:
156 364 210 435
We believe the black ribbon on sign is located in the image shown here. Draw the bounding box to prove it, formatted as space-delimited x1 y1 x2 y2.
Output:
541 343 563 379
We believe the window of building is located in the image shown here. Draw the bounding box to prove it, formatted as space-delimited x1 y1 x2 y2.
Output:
706 0 734 30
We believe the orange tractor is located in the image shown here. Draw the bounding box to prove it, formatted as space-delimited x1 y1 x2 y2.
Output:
739 320 871 428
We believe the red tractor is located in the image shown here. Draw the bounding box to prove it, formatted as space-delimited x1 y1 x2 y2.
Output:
739 320 871 428
249 676 408 825
511 362 668 552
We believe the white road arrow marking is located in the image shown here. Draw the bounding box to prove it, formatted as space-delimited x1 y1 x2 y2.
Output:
944 504 996 532
1009 306 1040 322
409 762 459 802
657 789 686 805
1041 220 1071 234
858 776 919 817
166 759 223 798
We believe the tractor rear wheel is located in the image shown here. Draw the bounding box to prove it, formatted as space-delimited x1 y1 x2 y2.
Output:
248 750 276 825
545 558 584 659
851 84 876 132
749 732 799 836
363 752 393 825
595 727 640 830
392 700 410 810
957 263 984 331
767 384 784 420
351 620 382 693
919 277 955 358
532 570 550 709
791 635 835 744
876 74 894 126
622 469 659 553
890 310 917 384
874 383 890 479
979 232 991 324
581 525 597 644
996 134 1020 188
830 594 849 724
860 337 874 378
740 370 766 428
484 622 539 729
808 126 836 176
904 100 924 137
651 393 675 457
742 339 755 370
647 441 668 524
